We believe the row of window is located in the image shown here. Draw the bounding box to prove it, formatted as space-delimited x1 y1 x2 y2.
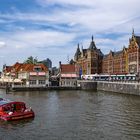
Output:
29 80 46 85
61 80 76 86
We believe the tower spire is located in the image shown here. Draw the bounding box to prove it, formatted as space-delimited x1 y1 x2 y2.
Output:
74 43 81 61
92 35 94 41
89 35 96 50
81 45 83 50
132 28 135 36
78 43 79 48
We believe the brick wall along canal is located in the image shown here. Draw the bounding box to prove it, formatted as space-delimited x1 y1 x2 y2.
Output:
0 89 140 140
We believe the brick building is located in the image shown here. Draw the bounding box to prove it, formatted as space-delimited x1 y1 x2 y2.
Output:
59 62 78 87
74 30 140 76
102 47 128 75
74 36 103 75
127 30 140 74
102 30 140 75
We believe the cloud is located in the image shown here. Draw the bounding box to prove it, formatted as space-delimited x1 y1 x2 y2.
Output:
0 41 6 48
36 0 140 33
1 0 140 35
0 0 140 68
0 29 77 65
8 30 76 48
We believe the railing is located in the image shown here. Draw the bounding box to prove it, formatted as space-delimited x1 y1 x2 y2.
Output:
78 79 140 84
12 84 47 88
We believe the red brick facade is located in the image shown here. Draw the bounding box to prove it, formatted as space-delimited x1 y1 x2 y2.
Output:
74 36 103 75
74 31 140 75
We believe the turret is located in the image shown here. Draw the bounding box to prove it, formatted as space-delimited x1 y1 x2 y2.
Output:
88 35 96 50
74 43 81 61
132 28 135 37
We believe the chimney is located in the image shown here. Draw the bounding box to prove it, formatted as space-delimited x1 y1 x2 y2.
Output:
59 61 61 67
59 61 61 74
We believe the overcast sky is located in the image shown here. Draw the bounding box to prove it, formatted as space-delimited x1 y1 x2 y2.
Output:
0 0 140 69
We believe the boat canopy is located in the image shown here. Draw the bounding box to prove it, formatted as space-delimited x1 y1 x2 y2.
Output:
0 99 12 106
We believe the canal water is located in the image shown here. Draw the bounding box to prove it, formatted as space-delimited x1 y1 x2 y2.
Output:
0 89 140 140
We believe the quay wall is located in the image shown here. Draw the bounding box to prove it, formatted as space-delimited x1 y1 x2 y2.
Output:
11 86 80 92
97 81 140 95
78 80 140 95
78 80 97 90
1 81 140 95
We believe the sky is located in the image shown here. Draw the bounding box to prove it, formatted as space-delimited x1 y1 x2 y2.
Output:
0 0 140 69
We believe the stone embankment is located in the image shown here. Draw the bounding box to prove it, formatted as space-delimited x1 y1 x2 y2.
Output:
77 80 97 91
1 80 140 95
78 80 140 95
97 81 140 95
10 86 80 92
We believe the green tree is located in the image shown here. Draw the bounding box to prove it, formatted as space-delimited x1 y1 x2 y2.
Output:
24 56 38 64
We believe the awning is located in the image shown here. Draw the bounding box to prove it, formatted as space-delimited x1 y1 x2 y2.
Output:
13 79 23 83
0 78 22 83
61 74 77 78
0 78 13 82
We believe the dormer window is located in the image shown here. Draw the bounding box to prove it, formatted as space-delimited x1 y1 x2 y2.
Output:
33 66 42 72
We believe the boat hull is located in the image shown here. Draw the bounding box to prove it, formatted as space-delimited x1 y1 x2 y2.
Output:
0 111 34 121
0 98 35 121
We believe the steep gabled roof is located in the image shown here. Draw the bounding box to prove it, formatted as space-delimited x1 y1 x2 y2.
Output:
130 29 140 47
74 44 81 58
12 62 25 73
60 64 76 73
6 62 48 73
135 36 140 47
82 49 87 56
21 63 48 72
13 62 22 68
4 66 12 73
114 50 123 56
103 54 109 59
97 49 104 56
38 63 48 71
88 36 96 50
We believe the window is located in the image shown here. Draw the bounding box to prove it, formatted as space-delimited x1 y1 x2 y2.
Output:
29 80 36 85
33 66 42 72
39 80 45 85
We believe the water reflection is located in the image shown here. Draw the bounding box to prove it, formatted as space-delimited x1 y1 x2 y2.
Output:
0 118 34 129
0 90 140 140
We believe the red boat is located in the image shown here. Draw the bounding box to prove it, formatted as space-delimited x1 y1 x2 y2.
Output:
0 98 35 121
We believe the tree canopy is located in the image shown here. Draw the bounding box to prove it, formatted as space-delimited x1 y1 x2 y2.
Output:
24 56 38 64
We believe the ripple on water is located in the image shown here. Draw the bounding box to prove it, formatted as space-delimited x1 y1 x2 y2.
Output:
0 90 140 140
